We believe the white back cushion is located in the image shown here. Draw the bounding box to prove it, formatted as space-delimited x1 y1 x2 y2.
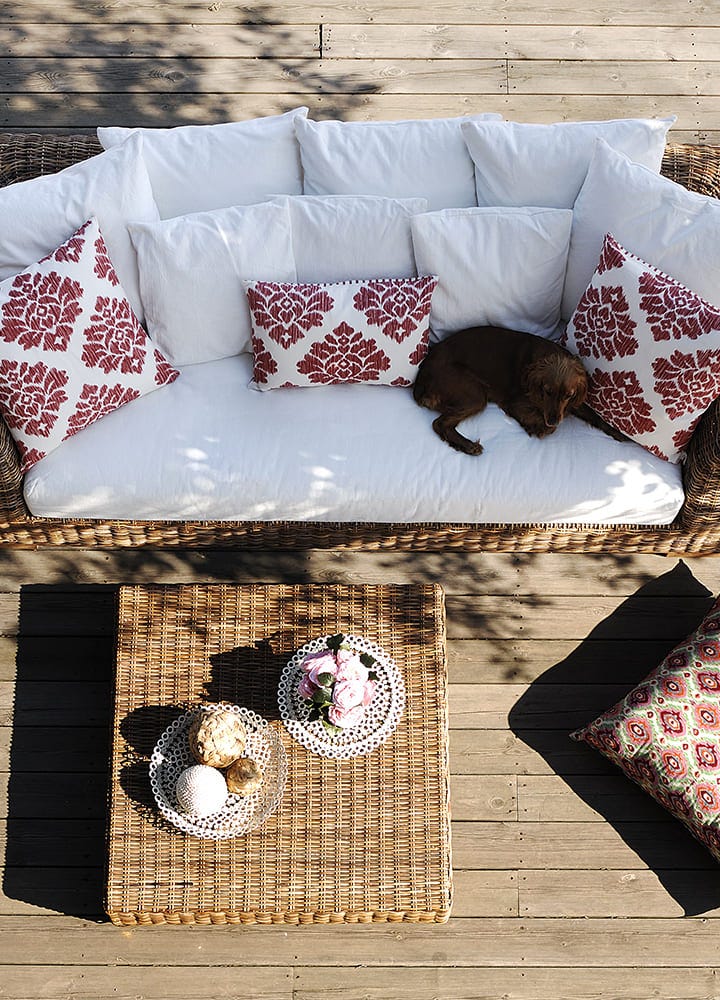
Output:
0 135 157 322
129 202 297 365
462 116 675 209
563 139 720 319
275 195 427 282
411 206 572 340
98 108 308 218
296 114 503 210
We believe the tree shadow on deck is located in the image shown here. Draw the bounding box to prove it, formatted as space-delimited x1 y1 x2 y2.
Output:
509 561 720 917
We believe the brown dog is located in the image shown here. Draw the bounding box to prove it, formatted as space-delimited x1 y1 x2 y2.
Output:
413 325 626 455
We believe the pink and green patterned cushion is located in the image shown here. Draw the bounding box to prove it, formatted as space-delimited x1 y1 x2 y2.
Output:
572 596 720 862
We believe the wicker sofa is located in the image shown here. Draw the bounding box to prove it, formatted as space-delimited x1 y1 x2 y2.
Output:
1 131 720 553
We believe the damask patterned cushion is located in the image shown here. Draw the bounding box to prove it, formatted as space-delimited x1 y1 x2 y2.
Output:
572 597 720 863
563 233 720 463
245 276 437 390
0 218 179 472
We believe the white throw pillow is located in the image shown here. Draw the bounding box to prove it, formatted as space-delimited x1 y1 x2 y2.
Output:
411 206 572 339
0 134 157 322
274 195 427 283
98 108 308 218
129 202 297 365
296 114 503 210
563 139 720 320
462 116 675 210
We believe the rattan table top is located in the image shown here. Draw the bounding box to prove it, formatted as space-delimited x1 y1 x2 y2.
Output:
106 583 452 925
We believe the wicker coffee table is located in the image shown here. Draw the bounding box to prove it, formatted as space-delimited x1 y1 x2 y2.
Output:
106 583 452 925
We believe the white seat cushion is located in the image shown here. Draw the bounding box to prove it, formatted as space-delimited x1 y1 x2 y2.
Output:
23 354 684 526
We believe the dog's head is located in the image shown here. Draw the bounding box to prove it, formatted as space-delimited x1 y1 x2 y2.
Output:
524 353 588 431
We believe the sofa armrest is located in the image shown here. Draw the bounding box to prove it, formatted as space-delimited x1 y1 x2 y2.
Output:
677 398 720 530
0 411 28 521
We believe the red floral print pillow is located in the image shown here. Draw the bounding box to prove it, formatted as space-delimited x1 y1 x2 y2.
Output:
563 233 720 463
0 218 179 473
572 596 720 863
244 276 437 390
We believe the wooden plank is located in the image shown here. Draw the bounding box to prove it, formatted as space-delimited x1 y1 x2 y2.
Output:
0 635 114 682
0 23 320 58
509 60 720 97
0 57 506 95
518 774 676 823
450 729 617 776
448 682 634 729
0 772 108 819
0 967 293 999
0 1 716 27
0 727 108 771
451 774 517 821
325 25 716 60
0 550 694 597
448 638 679 684
292 966 720 1000
0 93 705 129
0 681 109 726
446 594 715 640
0 819 104 867
2 915 720 968
520 869 720 918
451 820 714 870
0 867 104 917
452 871 518 916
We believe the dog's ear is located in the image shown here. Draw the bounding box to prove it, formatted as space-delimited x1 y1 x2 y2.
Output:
522 355 552 398
568 356 588 407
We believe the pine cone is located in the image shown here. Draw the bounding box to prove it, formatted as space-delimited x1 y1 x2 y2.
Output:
188 707 247 767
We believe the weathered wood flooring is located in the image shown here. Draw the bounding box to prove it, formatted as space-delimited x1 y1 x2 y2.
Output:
1 0 718 142
2 549 720 998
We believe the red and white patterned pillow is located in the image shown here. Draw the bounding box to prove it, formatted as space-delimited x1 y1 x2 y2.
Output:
564 233 720 463
0 218 179 473
245 276 437 390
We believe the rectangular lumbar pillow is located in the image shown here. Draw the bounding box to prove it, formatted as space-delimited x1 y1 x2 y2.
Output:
563 232 720 464
129 202 297 366
0 218 179 472
461 116 675 210
572 595 720 864
273 194 427 283
563 138 720 320
410 206 572 340
0 134 157 323
98 108 308 218
295 114 502 210
245 276 437 389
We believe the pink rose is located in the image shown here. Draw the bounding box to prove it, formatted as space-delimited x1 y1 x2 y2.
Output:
335 649 368 683
332 677 366 712
297 674 316 700
302 650 338 686
362 679 377 707
328 702 366 729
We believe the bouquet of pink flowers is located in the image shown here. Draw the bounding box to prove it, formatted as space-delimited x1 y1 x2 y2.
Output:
297 634 378 734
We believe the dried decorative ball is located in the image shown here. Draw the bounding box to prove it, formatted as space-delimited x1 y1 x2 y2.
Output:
226 756 263 797
175 764 228 817
188 707 247 767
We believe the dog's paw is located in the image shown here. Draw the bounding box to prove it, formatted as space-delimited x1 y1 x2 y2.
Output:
450 439 484 456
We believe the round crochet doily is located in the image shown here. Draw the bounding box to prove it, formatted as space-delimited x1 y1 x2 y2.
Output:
149 703 287 839
277 635 406 759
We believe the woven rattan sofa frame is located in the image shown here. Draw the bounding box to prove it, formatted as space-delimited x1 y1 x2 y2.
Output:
0 132 720 554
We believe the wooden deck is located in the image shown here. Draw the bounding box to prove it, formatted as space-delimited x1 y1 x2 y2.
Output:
0 0 719 142
2 550 720 998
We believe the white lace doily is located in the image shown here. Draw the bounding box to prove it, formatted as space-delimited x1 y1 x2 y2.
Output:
277 635 406 759
149 703 287 839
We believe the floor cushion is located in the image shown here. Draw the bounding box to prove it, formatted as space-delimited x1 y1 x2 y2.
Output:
23 353 684 525
572 597 720 862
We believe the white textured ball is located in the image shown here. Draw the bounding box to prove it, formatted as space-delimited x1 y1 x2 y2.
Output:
175 764 228 817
